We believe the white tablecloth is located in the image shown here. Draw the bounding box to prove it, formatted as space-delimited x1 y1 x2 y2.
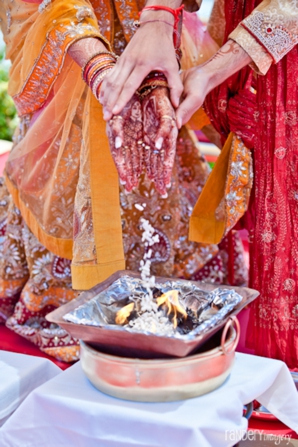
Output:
0 352 298 447
0 350 61 427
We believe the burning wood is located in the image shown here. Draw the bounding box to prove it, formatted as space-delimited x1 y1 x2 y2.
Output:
156 290 187 328
115 289 187 332
115 302 135 325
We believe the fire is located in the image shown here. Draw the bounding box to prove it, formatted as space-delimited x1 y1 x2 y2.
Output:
115 302 135 325
156 290 187 328
115 290 187 330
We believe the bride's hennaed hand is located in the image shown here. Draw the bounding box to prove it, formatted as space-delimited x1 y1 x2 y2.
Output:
142 86 178 197
106 94 143 193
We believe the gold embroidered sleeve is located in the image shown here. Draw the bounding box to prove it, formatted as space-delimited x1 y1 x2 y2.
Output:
4 0 110 116
229 25 273 75
240 0 298 64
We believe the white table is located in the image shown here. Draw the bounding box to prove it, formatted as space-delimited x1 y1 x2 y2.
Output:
0 352 298 447
0 350 61 427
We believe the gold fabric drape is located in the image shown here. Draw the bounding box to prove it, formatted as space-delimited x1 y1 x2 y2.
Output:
1 0 220 290
1 0 126 288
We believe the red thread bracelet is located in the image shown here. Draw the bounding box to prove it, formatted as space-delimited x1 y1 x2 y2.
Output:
139 4 184 28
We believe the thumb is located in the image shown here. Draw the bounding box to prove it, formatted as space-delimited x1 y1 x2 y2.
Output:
176 95 201 129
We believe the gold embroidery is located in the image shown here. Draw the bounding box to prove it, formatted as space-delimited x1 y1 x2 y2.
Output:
217 135 253 238
242 7 298 63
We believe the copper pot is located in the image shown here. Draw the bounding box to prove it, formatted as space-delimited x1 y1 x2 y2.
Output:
80 316 240 402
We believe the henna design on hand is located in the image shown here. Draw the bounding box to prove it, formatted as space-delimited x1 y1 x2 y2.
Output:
106 94 143 192
68 37 108 67
211 40 241 59
142 87 178 196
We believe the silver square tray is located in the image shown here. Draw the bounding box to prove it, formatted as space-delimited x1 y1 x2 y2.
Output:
46 270 259 358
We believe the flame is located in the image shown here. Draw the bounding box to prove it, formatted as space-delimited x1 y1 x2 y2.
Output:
156 290 187 328
115 302 135 325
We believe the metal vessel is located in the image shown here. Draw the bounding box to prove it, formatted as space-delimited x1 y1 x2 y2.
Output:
46 270 259 358
80 317 240 402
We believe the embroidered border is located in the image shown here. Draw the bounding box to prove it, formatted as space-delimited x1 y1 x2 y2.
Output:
13 24 109 117
215 135 253 239
242 11 298 63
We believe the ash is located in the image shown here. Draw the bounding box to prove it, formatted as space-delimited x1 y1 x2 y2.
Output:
127 310 175 336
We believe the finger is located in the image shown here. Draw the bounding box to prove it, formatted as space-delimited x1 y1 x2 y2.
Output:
145 140 157 181
107 120 128 185
136 135 144 178
154 150 167 196
130 143 141 188
176 94 203 129
100 63 133 121
163 134 176 188
143 141 152 179
108 117 124 147
124 147 135 192
163 68 183 109
111 66 152 116
112 151 127 185
155 117 175 149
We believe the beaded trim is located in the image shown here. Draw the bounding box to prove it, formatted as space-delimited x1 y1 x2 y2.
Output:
242 11 298 63
38 0 52 14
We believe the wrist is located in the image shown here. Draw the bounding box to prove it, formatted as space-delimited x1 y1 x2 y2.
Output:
140 2 183 24
139 4 183 50
140 9 175 25
198 40 252 92
68 37 110 68
82 52 117 99
202 65 222 93
145 0 182 7
189 64 218 96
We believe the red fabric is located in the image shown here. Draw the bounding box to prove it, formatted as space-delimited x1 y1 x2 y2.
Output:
248 417 298 439
204 0 298 368
0 325 72 370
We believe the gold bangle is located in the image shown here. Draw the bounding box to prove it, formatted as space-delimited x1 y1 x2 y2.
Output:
82 51 118 80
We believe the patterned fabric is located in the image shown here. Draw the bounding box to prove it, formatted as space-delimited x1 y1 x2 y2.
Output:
0 182 80 362
0 0 248 362
215 135 253 239
246 50 298 368
0 162 248 362
242 3 298 64
207 0 225 46
205 0 298 368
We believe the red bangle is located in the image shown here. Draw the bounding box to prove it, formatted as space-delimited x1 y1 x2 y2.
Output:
140 4 184 28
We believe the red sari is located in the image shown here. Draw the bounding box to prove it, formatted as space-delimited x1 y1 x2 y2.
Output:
205 0 298 368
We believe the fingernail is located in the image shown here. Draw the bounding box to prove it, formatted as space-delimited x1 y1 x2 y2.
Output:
119 179 126 185
161 192 168 199
115 136 122 149
112 104 119 114
155 137 163 150
166 182 171 189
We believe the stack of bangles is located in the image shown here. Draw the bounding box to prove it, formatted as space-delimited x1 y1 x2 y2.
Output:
82 51 117 100
138 71 168 97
